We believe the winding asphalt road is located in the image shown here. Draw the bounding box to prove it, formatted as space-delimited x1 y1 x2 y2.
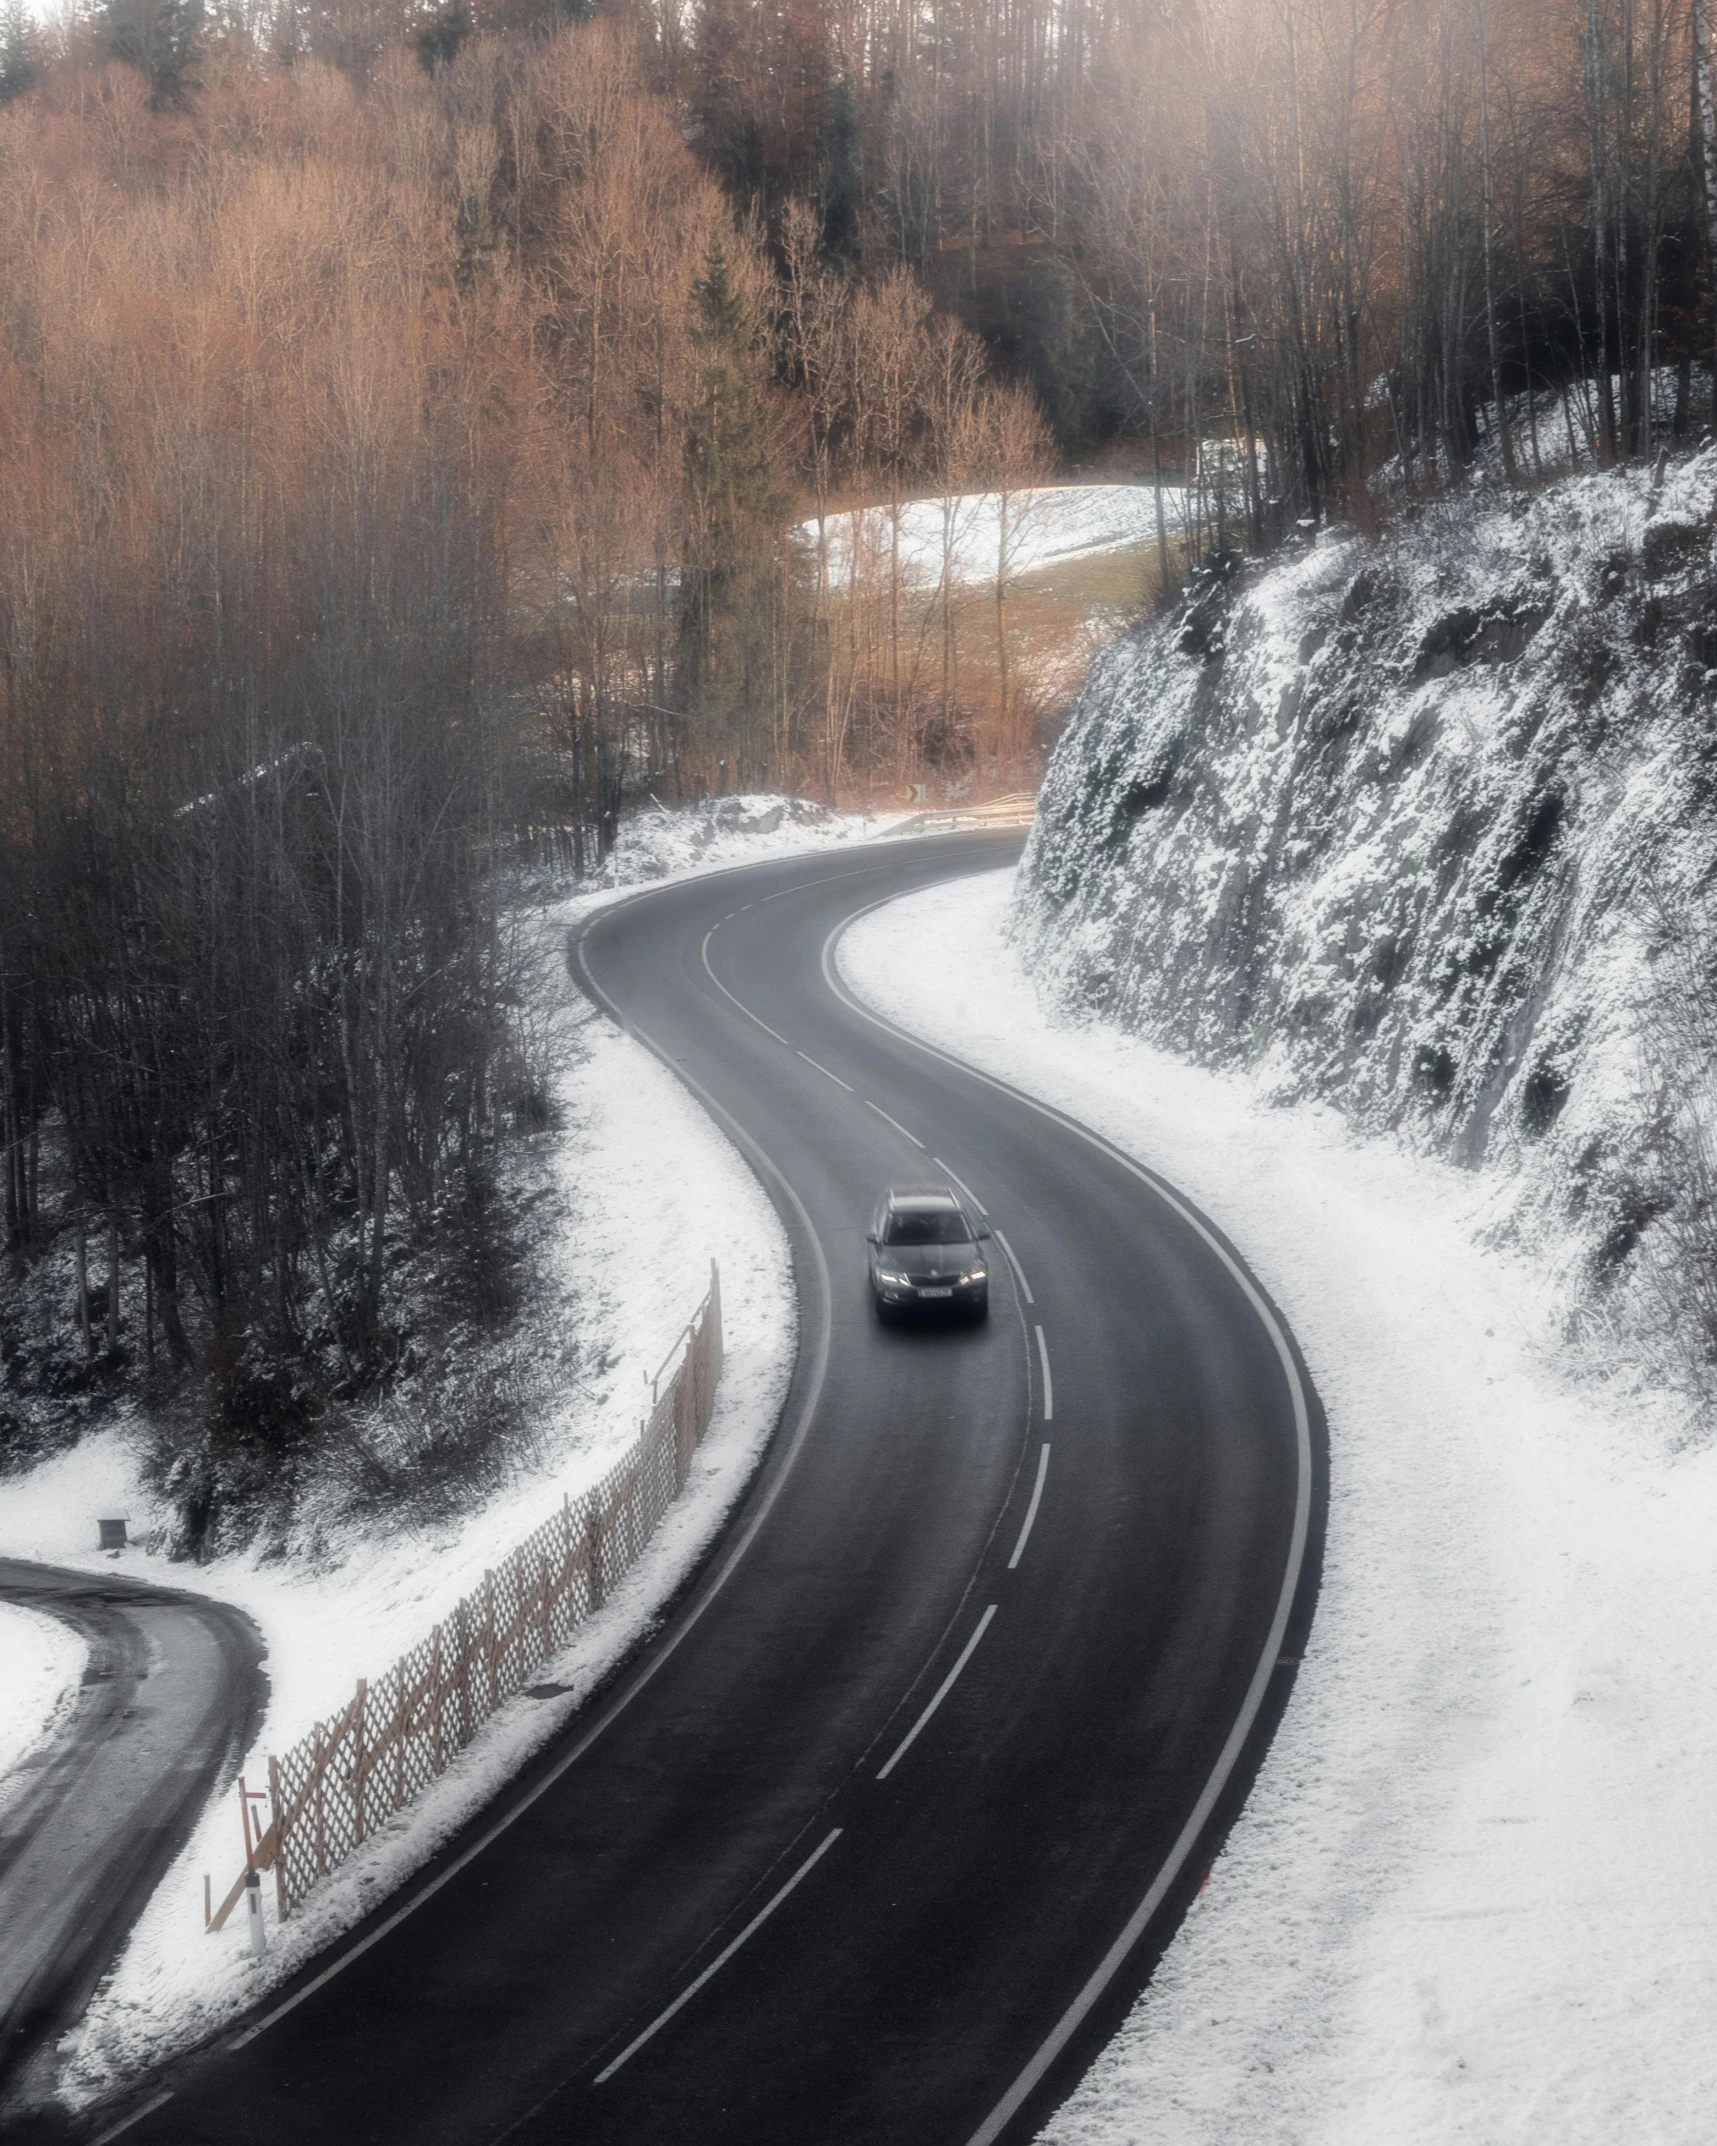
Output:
0 1562 265 2112
70 832 1326 2146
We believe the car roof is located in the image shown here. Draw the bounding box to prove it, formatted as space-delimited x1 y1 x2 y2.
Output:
885 1186 959 1209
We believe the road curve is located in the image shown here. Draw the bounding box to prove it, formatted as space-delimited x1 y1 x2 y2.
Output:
73 834 1326 2146
0 1561 266 2113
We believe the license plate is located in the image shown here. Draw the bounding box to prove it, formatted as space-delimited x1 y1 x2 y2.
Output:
919 1286 954 1298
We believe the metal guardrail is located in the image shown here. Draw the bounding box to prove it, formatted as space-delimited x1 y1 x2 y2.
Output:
887 792 1038 836
209 1265 723 1931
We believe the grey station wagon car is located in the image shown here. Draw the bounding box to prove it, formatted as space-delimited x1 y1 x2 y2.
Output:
867 1186 991 1322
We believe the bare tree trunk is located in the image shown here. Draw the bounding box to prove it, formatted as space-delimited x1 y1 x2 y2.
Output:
1585 0 1620 462
1475 0 1517 481
1696 0 1717 414
1151 417 1173 597
76 1224 91 1359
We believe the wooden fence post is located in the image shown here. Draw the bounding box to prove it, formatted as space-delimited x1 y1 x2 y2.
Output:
268 1755 288 1923
458 1599 473 1745
484 1571 497 1713
353 1680 368 1844
432 1623 445 1772
314 1726 327 1878
394 1665 406 1812
587 1502 604 1611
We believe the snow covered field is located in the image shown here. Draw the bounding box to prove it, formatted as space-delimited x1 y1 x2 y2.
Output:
0 805 891 2103
0 1602 85 1811
842 866 1717 2146
801 483 1185 591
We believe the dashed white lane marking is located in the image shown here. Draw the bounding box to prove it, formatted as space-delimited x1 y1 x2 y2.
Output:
931 1157 987 1218
1007 1445 1052 1571
594 1830 844 2082
756 867 878 905
863 1098 926 1150
876 1605 999 1781
89 2091 173 2143
701 927 793 1047
994 1229 1034 1305
1035 1326 1054 1422
797 1051 854 1092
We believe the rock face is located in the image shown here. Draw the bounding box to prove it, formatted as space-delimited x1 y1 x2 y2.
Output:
1016 453 1717 1392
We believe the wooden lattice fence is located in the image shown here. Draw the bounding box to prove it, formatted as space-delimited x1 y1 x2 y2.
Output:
211 1264 722 1929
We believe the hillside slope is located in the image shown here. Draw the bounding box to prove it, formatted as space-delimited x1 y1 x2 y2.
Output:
1018 453 1717 1401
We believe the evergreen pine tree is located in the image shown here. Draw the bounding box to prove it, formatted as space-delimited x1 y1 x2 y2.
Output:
0 0 43 105
99 0 205 108
816 73 862 266
678 236 787 785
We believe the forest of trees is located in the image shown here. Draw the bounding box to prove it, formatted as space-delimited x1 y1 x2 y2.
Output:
684 0 1717 505
4 0 1717 1521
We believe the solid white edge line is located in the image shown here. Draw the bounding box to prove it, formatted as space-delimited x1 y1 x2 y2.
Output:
1007 1446 1051 1572
593 1829 843 2083
876 1605 999 1781
930 1156 988 1219
1035 1326 1054 1422
88 2090 173 2144
221 922 840 2058
701 925 794 1048
993 1229 1034 1305
863 1097 926 1149
816 890 1316 2146
797 1050 854 1092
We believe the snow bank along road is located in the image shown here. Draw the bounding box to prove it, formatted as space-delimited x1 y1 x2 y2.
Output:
79 833 1326 2146
0 1562 263 2110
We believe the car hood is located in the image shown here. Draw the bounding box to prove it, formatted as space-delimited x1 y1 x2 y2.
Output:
878 1242 980 1279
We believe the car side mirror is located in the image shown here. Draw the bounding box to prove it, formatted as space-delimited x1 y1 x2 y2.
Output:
977 1224 992 1240
865 1230 878 1244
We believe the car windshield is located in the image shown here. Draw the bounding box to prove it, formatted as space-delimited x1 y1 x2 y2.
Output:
884 1209 970 1246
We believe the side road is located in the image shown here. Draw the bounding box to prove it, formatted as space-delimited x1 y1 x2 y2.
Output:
0 1561 265 2113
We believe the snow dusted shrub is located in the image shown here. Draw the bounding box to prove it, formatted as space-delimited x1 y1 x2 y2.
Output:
1017 449 1717 1416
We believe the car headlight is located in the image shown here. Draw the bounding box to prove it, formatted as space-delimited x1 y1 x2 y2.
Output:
876 1268 912 1288
960 1265 987 1285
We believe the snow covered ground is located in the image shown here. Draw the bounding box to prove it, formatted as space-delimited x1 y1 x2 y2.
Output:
0 1602 85 1812
1371 363 1712 493
841 866 1717 2146
800 483 1185 592
0 800 894 2105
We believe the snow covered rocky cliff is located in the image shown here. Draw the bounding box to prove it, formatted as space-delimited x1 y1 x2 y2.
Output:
1017 452 1717 1400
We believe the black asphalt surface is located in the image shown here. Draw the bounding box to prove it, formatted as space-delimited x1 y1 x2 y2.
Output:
70 832 1326 2146
0 1561 265 2112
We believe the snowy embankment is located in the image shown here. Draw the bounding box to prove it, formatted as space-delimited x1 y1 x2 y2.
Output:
0 798 881 2106
842 868 1717 2146
590 791 901 883
800 482 1184 591
0 1602 85 1810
